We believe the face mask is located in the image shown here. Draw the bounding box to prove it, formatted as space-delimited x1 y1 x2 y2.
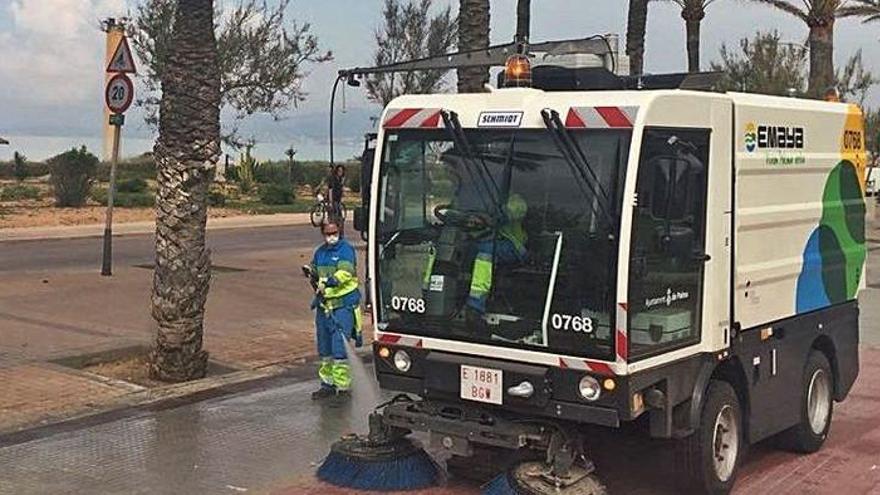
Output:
325 234 340 245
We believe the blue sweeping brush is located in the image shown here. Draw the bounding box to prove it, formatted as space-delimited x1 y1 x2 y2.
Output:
317 434 440 491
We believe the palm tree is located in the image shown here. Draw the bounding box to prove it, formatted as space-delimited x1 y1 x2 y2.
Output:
751 0 848 96
840 0 880 24
150 0 221 382
516 0 531 43
457 0 490 92
666 0 717 72
626 0 652 76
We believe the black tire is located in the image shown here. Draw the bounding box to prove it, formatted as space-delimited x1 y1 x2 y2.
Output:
778 351 833 453
677 380 743 495
309 203 325 227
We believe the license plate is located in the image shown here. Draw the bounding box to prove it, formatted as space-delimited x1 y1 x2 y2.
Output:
460 365 503 405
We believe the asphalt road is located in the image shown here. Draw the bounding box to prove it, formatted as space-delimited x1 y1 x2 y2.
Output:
0 224 325 273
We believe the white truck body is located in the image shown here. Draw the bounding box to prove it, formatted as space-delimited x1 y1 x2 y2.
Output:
369 89 867 374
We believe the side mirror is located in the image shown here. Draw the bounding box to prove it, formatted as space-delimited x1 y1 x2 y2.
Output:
353 206 368 233
360 134 376 210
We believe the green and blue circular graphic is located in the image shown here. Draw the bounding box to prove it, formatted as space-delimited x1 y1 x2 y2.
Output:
795 160 866 312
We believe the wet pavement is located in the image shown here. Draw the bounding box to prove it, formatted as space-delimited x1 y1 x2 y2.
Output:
1 347 879 495
0 376 375 495
0 223 878 494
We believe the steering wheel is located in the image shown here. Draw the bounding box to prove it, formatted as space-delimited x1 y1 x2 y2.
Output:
433 204 494 231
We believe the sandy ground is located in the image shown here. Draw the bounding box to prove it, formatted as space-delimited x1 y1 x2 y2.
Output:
0 200 243 229
82 355 167 388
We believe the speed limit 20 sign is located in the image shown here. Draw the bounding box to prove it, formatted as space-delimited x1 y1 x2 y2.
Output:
105 73 134 114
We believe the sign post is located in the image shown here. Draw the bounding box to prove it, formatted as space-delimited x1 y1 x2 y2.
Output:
101 35 136 277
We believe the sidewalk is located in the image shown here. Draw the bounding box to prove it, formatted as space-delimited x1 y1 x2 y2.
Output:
0 224 365 434
0 212 312 242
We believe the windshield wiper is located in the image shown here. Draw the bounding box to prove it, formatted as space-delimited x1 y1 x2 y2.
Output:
379 227 437 258
380 231 402 258
540 108 616 230
440 110 506 221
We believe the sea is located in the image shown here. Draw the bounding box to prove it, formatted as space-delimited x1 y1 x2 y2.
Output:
0 134 362 163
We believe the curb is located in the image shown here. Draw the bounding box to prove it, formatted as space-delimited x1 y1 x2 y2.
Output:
0 362 301 448
0 213 314 243
0 348 375 448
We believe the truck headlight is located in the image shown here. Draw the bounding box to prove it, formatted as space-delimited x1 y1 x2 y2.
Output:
578 375 601 401
393 350 412 372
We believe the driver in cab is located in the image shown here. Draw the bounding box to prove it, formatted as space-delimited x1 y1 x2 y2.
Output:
466 193 528 314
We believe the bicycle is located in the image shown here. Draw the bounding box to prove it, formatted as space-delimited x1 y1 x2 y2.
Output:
309 192 347 227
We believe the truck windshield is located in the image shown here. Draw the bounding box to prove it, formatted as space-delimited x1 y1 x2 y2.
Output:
376 129 631 360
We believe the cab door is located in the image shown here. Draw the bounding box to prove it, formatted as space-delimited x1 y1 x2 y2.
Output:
627 128 712 360
625 98 734 362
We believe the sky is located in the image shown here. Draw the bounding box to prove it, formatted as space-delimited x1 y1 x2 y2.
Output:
1 0 879 162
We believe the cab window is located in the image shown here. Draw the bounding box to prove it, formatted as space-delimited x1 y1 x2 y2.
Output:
628 128 710 359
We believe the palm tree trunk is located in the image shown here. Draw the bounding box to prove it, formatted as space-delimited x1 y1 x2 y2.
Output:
626 0 649 76
457 0 490 93
807 20 835 97
150 0 220 382
516 0 531 44
684 17 701 72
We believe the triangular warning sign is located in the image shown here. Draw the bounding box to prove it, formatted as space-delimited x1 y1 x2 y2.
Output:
106 36 137 74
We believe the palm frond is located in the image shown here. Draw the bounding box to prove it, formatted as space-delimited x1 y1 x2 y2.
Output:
751 0 810 20
838 0 880 20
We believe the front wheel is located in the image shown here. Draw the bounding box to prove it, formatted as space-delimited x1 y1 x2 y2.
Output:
678 381 743 495
778 351 833 453
309 202 325 227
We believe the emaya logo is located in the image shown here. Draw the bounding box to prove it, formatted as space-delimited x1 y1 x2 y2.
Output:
645 288 690 308
745 122 758 153
745 122 805 152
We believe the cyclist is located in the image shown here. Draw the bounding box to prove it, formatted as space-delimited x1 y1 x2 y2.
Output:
328 165 346 221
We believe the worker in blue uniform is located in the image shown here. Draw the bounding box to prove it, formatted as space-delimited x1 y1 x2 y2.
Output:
307 221 362 400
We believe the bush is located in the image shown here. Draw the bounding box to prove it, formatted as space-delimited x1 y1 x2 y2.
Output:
91 188 107 205
13 152 27 182
258 183 294 205
0 159 49 179
234 146 261 193
0 184 41 201
96 154 156 182
49 146 98 207
299 163 330 191
254 161 290 185
117 177 148 193
91 188 155 207
208 189 227 207
116 192 155 207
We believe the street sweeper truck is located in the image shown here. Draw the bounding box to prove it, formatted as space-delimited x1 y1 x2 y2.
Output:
321 36 867 495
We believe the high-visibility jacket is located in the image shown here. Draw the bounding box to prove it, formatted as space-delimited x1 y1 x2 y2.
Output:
311 238 361 310
467 194 529 310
